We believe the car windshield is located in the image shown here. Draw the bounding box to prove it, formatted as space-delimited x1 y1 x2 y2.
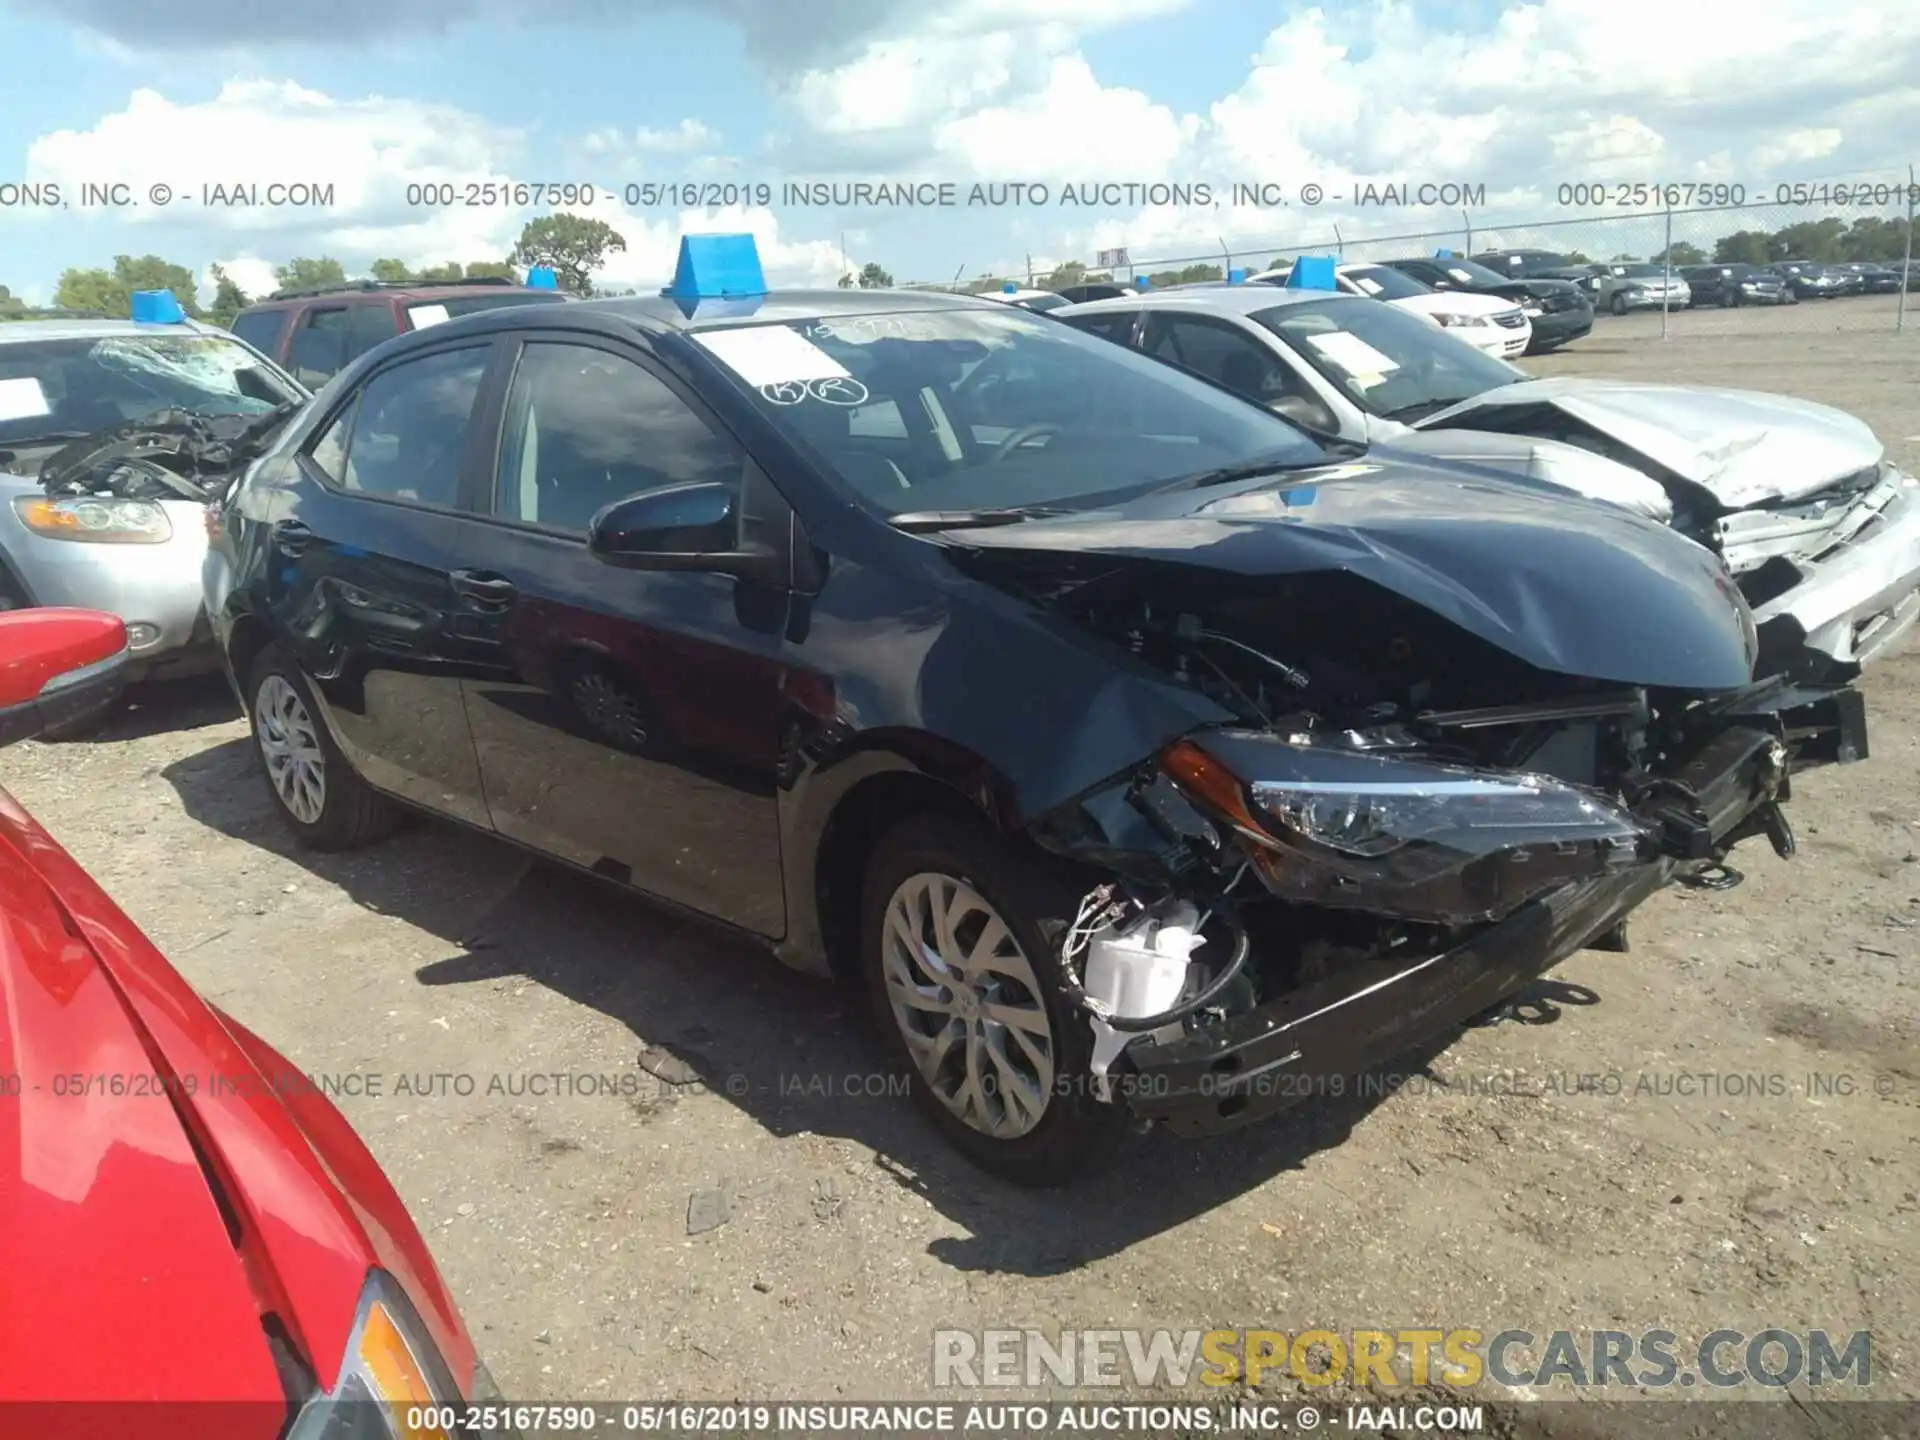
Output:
0 330 305 446
1340 265 1433 300
1252 296 1526 423
1017 294 1072 312
407 292 570 327
687 306 1330 514
1618 264 1674 278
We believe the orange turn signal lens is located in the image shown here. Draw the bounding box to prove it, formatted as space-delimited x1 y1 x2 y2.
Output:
358 1300 451 1440
1160 740 1268 839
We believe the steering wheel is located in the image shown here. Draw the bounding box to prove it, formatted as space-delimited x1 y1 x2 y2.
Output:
990 423 1061 461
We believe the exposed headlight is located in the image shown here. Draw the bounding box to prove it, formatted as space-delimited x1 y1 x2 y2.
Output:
1431 312 1490 327
12 494 172 544
1161 735 1648 922
287 1271 477 1440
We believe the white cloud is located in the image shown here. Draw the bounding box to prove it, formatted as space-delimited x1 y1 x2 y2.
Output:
934 57 1197 181
632 119 721 153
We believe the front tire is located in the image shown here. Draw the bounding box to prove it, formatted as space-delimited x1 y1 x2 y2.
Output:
1609 292 1628 316
246 645 400 850
860 813 1130 1187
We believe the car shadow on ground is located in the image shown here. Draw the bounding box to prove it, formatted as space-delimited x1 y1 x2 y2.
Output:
51 672 239 743
164 735 1605 1276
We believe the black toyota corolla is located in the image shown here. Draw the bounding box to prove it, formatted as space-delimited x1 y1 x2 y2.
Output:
207 273 1867 1186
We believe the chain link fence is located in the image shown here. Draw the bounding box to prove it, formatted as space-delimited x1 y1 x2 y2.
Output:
911 175 1920 337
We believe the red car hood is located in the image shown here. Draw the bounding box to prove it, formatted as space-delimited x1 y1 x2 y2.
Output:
0 787 473 1435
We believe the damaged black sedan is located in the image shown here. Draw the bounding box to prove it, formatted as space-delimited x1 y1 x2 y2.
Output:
208 280 1867 1187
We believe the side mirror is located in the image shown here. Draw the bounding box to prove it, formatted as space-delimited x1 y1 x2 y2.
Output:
1271 394 1340 437
588 482 785 584
0 608 130 746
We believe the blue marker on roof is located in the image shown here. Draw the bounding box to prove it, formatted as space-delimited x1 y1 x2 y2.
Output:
130 289 187 323
1287 256 1338 291
662 233 767 301
1227 268 1247 285
1002 281 1019 293
525 266 558 289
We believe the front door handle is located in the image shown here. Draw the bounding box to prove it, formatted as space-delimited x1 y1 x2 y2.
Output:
272 520 312 557
451 569 517 610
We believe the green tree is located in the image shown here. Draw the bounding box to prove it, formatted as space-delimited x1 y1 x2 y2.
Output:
1771 217 1847 261
509 213 627 295
1712 230 1773 264
1838 216 1912 262
369 258 413 283
464 260 517 281
1041 260 1086 291
857 261 894 288
1146 263 1222 286
207 265 250 328
1652 242 1705 265
55 254 204 317
838 272 855 288
413 261 465 282
1609 251 1638 261
273 257 349 292
1562 250 1594 264
0 284 26 322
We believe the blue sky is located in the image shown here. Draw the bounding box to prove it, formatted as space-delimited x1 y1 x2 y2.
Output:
2 0 1914 304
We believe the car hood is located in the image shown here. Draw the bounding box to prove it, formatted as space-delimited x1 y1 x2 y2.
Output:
0 812 285 1416
1413 377 1885 508
943 460 1757 691
1390 291 1520 319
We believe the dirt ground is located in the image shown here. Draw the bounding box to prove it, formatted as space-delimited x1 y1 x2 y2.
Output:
4 305 1918 1423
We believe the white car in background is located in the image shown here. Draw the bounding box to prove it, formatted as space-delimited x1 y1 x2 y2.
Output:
1058 285 1920 684
982 287 1074 313
1248 261 1532 357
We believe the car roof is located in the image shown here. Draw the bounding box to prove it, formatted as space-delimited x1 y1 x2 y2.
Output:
539 287 1000 332
1061 286 1365 318
242 282 553 309
0 318 228 344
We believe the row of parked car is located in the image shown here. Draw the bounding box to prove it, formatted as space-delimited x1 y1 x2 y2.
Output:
0 233 1915 1407
1472 247 1916 311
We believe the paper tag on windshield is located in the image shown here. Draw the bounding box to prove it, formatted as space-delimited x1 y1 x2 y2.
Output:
408 303 451 329
0 377 51 422
1306 331 1400 376
693 326 850 386
1349 275 1383 295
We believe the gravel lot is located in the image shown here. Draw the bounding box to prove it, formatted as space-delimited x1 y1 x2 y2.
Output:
5 303 1917 1427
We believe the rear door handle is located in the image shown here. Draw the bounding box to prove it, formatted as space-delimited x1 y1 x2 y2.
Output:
272 520 312 557
450 569 517 610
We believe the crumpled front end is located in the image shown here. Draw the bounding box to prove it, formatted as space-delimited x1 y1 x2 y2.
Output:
1732 462 1920 682
1007 551 1866 1138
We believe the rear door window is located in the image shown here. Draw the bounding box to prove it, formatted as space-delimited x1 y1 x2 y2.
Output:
287 308 351 386
345 304 403 363
230 309 287 356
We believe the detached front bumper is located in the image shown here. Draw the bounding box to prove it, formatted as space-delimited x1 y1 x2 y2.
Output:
1122 692 1856 1138
1123 863 1668 1136
1742 474 1920 680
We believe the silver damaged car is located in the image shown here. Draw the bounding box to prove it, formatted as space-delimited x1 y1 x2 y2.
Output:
1057 286 1920 683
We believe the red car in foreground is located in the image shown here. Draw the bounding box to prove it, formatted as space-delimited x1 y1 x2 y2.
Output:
0 610 500 1440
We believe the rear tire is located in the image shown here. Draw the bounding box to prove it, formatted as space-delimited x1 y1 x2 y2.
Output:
860 813 1130 1187
246 644 400 851
1609 292 1628 316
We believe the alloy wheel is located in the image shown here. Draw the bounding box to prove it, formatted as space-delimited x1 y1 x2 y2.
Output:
570 671 649 749
254 673 327 824
880 872 1055 1139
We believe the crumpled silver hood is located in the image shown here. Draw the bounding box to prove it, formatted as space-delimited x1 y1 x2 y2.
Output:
1415 377 1885 509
